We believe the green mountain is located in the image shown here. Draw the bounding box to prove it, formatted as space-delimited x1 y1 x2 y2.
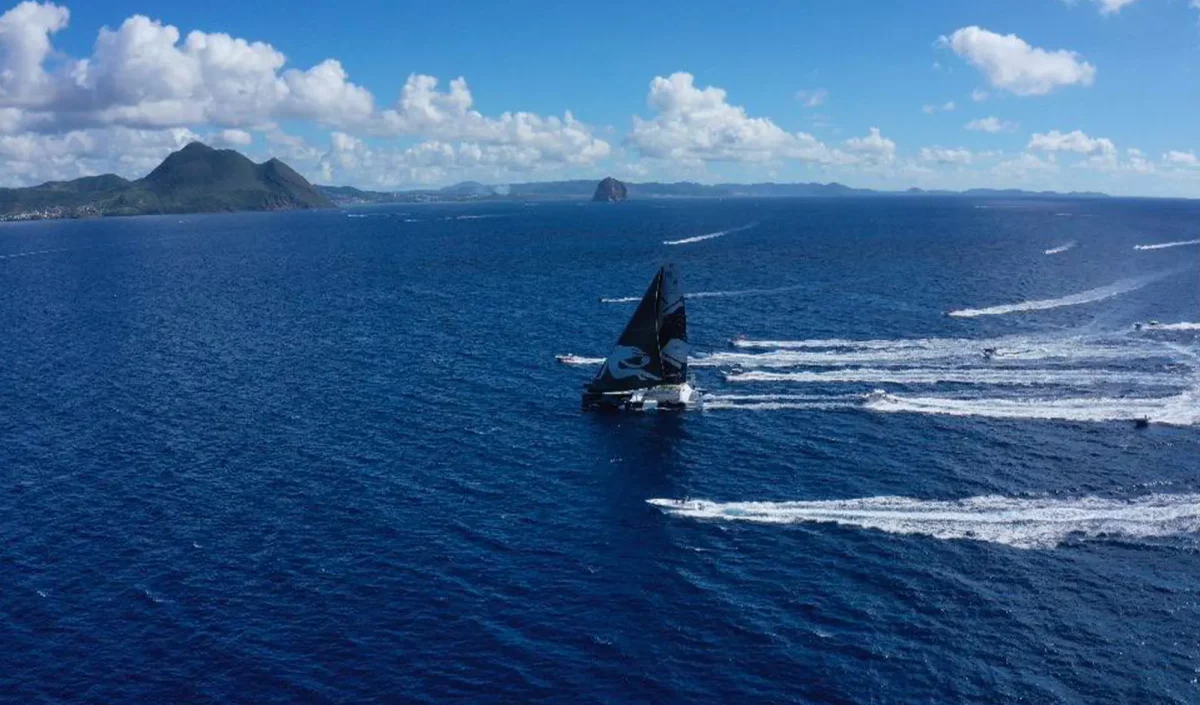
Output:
0 142 332 221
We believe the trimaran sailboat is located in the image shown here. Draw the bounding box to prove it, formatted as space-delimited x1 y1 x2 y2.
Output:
582 264 703 411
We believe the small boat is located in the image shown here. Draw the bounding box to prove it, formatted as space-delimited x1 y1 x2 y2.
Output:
555 354 574 364
1134 417 1150 429
582 264 701 412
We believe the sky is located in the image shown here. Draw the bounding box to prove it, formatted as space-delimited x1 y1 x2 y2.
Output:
0 0 1198 196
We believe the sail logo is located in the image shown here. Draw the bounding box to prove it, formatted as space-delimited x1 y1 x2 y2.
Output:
661 338 689 370
606 346 661 382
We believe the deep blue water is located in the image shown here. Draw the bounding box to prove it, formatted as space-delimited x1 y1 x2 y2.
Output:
2 198 1198 704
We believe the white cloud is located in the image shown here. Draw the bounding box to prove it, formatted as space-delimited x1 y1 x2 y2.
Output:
374 74 609 165
628 72 842 164
0 125 198 185
971 88 990 102
843 127 896 164
210 128 252 147
1163 150 1199 167
795 88 827 108
1028 129 1116 156
921 100 956 114
1069 0 1141 14
941 26 1096 96
919 146 973 165
1125 148 1154 174
965 116 1018 133
994 152 1059 175
0 2 610 184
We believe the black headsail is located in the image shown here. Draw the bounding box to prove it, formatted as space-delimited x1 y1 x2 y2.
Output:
588 268 667 393
657 263 688 384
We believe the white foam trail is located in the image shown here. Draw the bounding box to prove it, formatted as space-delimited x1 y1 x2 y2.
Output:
1044 241 1076 255
865 387 1200 426
555 354 605 366
0 247 75 260
601 283 805 303
703 338 1168 367
731 337 918 350
647 493 1200 549
663 221 758 246
704 393 864 402
1139 322 1200 332
1134 239 1200 251
948 272 1174 318
725 368 1180 387
703 401 858 412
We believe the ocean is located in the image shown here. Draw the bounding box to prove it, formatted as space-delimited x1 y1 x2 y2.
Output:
1 197 1197 703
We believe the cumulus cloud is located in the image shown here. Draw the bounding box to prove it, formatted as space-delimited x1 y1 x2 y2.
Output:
965 116 1018 133
627 72 842 164
971 88 989 102
0 2 610 185
1163 150 1199 167
843 127 896 164
374 74 610 165
941 26 1096 96
994 152 1059 176
919 146 973 165
1028 129 1116 156
795 88 827 108
0 125 198 185
0 5 375 128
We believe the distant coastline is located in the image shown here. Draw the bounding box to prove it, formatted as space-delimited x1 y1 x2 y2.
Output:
316 180 1116 207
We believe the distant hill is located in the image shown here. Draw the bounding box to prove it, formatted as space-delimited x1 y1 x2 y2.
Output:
316 179 1109 205
0 142 331 221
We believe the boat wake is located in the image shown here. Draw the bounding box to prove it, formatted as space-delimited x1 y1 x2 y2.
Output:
647 493 1200 549
1134 239 1200 251
1044 241 1076 255
1138 322 1200 332
663 221 759 246
710 332 1183 368
947 271 1178 318
556 354 605 366
725 368 1183 387
601 283 805 303
864 386 1200 426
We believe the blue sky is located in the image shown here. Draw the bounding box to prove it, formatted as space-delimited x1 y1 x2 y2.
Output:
1 0 1198 195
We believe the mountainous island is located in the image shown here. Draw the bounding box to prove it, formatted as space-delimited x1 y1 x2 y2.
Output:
0 142 331 221
592 177 628 202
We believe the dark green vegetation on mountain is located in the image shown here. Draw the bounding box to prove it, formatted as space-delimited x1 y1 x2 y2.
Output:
592 177 628 202
0 143 331 221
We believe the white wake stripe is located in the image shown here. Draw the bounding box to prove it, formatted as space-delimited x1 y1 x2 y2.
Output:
864 388 1200 426
699 344 1159 368
556 355 605 366
663 221 759 246
1138 322 1200 332
724 368 1181 387
1134 239 1200 251
647 494 1200 549
703 401 858 411
1044 241 1076 255
601 284 807 303
948 271 1175 318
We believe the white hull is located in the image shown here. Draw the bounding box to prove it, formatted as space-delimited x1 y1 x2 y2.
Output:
583 382 703 411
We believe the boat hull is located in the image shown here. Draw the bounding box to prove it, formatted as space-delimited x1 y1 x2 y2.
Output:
582 382 702 412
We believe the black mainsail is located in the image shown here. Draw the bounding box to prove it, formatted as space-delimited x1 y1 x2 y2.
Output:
587 264 688 395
